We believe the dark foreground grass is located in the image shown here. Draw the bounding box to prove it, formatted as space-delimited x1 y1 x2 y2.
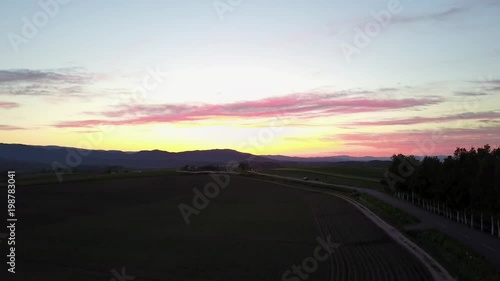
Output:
356 193 419 228
13 173 438 281
14 174 328 281
12 171 497 281
251 173 417 228
408 229 500 281
246 173 418 228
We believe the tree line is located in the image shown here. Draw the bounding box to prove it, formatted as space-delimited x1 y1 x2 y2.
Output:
384 144 500 215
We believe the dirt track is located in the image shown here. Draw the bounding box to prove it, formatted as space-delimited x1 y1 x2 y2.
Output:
11 174 433 281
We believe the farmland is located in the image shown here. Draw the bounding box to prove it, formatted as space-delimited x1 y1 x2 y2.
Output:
261 162 389 191
11 174 432 281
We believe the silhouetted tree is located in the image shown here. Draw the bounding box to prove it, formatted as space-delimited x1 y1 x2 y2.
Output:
238 161 250 171
383 144 500 214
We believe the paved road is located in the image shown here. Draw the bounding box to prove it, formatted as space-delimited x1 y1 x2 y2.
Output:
251 171 500 270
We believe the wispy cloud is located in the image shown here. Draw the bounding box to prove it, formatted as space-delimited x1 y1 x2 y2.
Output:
331 125 500 155
332 1 495 40
471 79 500 85
0 68 107 98
347 111 500 127
53 92 443 128
392 6 467 25
391 0 500 26
454 91 490 97
0 102 19 109
470 79 500 93
0 69 90 84
378 87 399 92
0 124 24 130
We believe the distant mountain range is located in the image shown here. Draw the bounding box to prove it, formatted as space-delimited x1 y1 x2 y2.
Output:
0 143 391 173
262 154 390 162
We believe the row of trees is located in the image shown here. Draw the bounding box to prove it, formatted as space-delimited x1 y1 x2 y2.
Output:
180 161 250 172
384 144 500 215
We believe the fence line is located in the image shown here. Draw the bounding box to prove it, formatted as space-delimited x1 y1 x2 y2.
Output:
394 191 499 238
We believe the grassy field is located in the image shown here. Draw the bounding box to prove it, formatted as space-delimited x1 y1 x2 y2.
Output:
408 229 500 281
0 169 179 187
261 165 387 191
13 174 432 281
356 193 420 228
357 193 500 280
297 162 390 179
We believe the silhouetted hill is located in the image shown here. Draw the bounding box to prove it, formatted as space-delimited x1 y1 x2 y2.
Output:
0 143 278 172
263 154 391 162
0 143 406 174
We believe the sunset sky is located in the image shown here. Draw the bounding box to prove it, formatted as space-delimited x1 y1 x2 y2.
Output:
1 0 500 157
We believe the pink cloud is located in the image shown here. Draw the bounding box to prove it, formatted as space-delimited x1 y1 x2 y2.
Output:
0 102 19 109
0 124 24 130
331 126 500 156
391 6 466 25
54 93 443 128
347 111 500 127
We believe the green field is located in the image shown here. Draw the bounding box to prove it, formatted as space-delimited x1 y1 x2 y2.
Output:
408 229 500 281
1 169 179 187
261 163 388 191
298 162 390 179
357 193 420 228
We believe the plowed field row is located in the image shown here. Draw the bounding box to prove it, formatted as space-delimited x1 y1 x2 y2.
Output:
309 193 433 281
